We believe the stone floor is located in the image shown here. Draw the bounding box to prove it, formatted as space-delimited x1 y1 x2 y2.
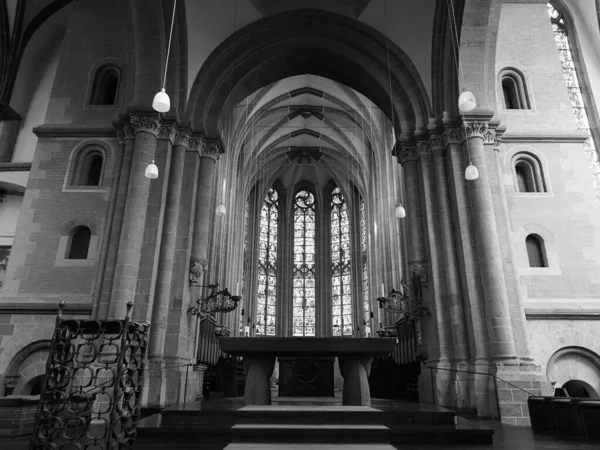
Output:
5 418 598 449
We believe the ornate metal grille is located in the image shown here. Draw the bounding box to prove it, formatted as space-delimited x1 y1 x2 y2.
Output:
293 190 316 336
30 301 149 450
256 187 278 336
331 187 352 336
548 2 600 204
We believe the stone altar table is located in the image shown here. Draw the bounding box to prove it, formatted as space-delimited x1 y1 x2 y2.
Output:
219 337 396 406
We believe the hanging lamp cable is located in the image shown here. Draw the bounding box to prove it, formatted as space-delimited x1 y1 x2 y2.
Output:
162 0 178 91
446 0 477 173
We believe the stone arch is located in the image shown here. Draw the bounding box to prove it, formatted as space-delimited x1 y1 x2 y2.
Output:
0 325 55 375
2 338 51 396
547 346 600 398
186 9 432 145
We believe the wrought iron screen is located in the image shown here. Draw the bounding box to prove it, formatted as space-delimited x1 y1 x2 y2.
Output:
30 301 149 450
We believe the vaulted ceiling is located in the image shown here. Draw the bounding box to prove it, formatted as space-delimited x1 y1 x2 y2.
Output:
226 75 394 195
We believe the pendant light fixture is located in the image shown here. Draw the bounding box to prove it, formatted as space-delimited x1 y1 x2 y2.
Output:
395 203 406 219
145 0 177 180
145 160 159 179
152 0 177 113
384 1 408 218
447 0 479 180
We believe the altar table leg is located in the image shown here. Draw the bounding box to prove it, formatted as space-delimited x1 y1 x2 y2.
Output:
338 356 374 406
242 354 276 405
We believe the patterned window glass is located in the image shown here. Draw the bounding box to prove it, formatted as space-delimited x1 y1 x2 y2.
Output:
240 200 249 335
331 187 352 336
548 3 600 204
293 190 316 336
360 198 370 334
256 188 278 336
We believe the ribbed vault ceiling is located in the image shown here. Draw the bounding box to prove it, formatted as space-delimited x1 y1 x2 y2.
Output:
225 75 394 195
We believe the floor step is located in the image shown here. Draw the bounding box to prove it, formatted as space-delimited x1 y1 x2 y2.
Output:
235 405 384 426
231 424 391 444
224 444 397 450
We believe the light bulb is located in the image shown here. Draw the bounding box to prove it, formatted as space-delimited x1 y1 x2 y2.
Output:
465 164 480 181
152 88 170 113
395 205 406 219
216 204 226 216
458 89 476 113
145 160 159 179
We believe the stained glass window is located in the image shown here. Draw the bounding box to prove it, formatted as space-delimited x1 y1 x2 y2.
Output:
331 187 352 336
256 188 278 336
548 3 600 204
240 200 249 335
293 190 316 336
360 198 370 335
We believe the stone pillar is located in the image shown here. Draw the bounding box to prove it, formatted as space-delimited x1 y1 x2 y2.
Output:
189 143 221 360
417 139 454 407
109 115 160 319
146 130 190 407
461 113 517 363
395 144 434 405
430 133 472 410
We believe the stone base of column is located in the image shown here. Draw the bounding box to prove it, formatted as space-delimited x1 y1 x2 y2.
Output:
493 363 550 426
422 361 454 409
193 364 209 402
143 357 198 408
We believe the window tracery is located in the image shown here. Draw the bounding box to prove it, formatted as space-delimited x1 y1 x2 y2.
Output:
256 188 278 336
331 187 352 336
361 198 370 335
293 190 316 336
548 3 600 204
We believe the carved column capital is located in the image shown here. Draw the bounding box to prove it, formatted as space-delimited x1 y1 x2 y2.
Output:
493 136 503 151
461 120 490 142
129 115 161 137
417 141 432 156
410 262 429 288
190 258 209 285
201 142 221 161
395 145 420 165
3 375 20 388
429 134 447 153
117 124 136 144
158 124 177 142
173 131 193 149
442 127 462 145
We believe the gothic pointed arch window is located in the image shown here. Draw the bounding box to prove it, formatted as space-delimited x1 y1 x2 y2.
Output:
256 188 278 336
360 198 370 334
293 190 316 337
331 187 352 336
548 2 600 204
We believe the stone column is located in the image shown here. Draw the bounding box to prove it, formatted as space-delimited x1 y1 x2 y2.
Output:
430 134 470 364
146 130 190 407
109 115 160 319
430 133 472 410
461 113 517 363
395 145 428 286
189 143 221 360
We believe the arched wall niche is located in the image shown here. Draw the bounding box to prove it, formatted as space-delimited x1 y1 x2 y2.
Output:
546 346 600 398
186 9 432 147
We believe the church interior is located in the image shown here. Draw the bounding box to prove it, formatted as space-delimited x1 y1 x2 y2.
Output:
1 0 600 448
